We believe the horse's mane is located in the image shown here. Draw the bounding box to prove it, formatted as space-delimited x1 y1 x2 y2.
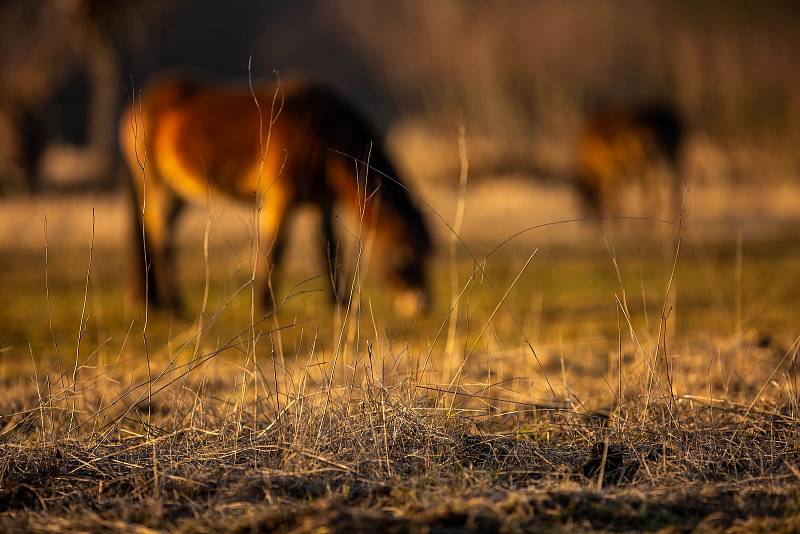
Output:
307 85 431 259
363 146 432 257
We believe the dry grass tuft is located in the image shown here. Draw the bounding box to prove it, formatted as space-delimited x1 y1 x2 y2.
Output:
2 328 800 532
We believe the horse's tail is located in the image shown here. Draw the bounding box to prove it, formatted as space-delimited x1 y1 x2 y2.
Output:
119 76 200 188
119 77 192 304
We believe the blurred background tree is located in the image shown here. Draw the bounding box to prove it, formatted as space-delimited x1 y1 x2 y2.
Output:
0 0 177 193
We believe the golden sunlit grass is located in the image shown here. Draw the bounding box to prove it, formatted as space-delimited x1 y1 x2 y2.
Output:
1 185 799 532
2 2 800 530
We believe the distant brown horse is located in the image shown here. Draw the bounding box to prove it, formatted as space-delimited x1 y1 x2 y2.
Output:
119 74 432 316
575 102 684 220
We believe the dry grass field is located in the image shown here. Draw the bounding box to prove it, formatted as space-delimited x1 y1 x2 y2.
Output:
2 2 800 532
1 173 799 532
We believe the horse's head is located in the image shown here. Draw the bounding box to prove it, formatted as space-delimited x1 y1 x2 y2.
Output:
383 237 431 318
334 147 434 318
375 190 433 319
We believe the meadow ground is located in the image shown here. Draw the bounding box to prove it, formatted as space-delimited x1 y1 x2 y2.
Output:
1 181 799 532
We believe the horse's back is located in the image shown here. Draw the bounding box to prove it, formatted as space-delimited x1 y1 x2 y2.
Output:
120 74 384 205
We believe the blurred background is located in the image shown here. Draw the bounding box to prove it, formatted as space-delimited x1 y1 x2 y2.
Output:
1 0 799 352
1 0 798 195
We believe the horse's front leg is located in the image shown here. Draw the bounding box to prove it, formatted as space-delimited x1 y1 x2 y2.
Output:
319 206 346 306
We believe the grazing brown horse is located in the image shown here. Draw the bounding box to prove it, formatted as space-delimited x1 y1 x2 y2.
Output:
119 74 432 316
575 102 684 220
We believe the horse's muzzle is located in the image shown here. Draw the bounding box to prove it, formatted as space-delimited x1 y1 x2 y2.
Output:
393 288 431 319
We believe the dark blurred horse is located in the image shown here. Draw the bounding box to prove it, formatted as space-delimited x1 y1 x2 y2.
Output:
119 74 432 317
575 102 685 220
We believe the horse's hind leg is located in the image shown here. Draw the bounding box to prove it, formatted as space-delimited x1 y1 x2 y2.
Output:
130 180 184 311
257 189 293 311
